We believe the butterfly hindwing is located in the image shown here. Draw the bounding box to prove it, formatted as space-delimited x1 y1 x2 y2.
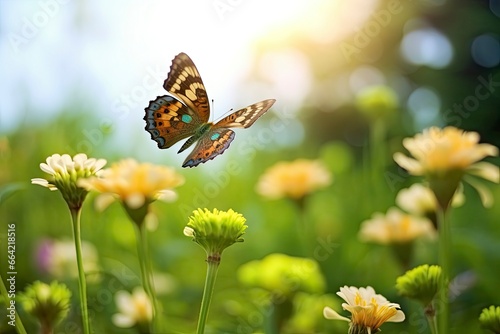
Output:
215 99 276 128
182 128 235 168
163 53 210 123
144 95 202 149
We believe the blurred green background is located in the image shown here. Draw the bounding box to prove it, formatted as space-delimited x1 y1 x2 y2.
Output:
1 0 499 333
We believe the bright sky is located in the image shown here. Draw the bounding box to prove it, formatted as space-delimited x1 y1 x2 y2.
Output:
0 0 380 166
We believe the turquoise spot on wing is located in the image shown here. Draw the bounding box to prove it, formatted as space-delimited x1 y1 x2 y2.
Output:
210 133 220 140
181 114 193 123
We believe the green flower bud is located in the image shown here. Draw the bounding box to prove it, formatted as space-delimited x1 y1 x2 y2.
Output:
356 85 398 120
479 305 500 333
184 208 247 259
396 264 442 307
18 281 72 330
238 253 325 300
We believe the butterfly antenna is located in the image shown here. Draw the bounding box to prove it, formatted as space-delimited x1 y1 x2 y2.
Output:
211 99 215 122
220 108 234 118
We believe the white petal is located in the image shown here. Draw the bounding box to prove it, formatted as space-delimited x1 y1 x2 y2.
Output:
156 190 178 203
95 193 116 211
112 313 135 328
393 153 423 175
94 159 107 172
115 291 135 315
388 309 406 322
125 193 145 209
323 307 350 321
40 162 55 175
31 178 58 191
183 226 195 237
337 286 357 305
40 162 56 175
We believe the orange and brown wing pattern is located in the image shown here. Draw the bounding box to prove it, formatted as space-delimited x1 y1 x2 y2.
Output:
214 99 275 129
144 95 200 149
182 128 235 168
163 53 210 123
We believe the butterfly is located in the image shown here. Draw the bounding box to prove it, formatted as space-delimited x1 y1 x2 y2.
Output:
144 52 276 168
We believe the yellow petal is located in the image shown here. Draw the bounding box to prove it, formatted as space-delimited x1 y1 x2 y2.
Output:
464 176 494 208
393 153 423 175
467 162 500 183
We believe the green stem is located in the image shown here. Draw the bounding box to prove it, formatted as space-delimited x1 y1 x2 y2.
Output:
437 207 450 333
134 224 158 333
370 119 386 208
70 208 91 334
0 273 27 334
196 255 220 334
293 197 310 256
425 302 438 334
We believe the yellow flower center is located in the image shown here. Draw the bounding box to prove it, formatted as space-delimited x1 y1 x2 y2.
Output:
350 293 398 330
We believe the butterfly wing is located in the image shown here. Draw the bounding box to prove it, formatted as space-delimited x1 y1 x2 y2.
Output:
214 99 276 128
144 95 202 149
164 52 210 123
182 128 235 168
182 99 276 167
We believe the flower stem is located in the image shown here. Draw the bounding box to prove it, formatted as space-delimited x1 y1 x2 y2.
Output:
0 273 27 334
70 208 91 334
134 224 158 333
370 119 386 208
424 302 438 334
437 207 450 333
196 255 220 334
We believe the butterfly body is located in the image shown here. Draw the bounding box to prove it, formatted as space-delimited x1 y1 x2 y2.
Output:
144 53 275 168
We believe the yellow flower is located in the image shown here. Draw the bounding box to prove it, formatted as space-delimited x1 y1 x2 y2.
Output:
78 159 184 210
323 286 405 334
112 287 152 328
359 207 436 244
394 127 498 209
394 127 498 174
256 159 332 200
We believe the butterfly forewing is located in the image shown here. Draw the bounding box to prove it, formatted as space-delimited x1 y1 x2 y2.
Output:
214 99 276 129
163 53 210 123
183 128 236 168
144 95 201 149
